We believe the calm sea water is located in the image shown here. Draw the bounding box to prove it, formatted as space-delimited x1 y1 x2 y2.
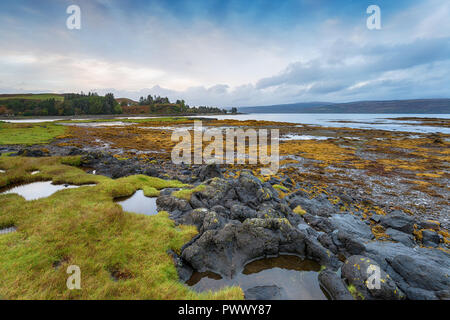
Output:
2 113 449 133
192 113 450 134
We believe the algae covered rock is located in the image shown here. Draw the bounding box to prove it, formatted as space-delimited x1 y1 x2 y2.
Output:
341 255 405 300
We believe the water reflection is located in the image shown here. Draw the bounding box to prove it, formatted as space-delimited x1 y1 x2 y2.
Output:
115 190 158 215
187 255 327 300
0 181 94 200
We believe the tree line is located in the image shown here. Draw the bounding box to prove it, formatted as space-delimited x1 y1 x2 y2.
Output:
0 92 235 116
0 92 122 116
135 95 227 114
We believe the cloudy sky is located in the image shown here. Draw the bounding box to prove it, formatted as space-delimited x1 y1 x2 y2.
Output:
0 0 449 107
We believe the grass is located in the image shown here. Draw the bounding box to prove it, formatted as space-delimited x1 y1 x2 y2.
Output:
0 94 64 101
0 122 67 145
0 156 243 299
172 184 207 201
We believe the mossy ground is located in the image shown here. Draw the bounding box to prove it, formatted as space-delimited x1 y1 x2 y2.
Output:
172 184 207 201
0 122 67 145
0 156 243 299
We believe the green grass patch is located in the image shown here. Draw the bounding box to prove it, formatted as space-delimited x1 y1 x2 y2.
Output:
0 122 67 145
172 184 206 201
0 156 243 299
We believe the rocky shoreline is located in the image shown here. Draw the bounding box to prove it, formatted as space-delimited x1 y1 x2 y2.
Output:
2 144 449 300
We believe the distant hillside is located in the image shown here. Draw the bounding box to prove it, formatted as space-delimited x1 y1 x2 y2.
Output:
239 102 334 113
116 97 138 106
239 99 450 114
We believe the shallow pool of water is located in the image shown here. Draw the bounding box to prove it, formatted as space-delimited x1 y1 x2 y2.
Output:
115 190 158 215
1 181 94 200
187 255 327 300
0 226 17 235
62 121 133 127
280 134 331 141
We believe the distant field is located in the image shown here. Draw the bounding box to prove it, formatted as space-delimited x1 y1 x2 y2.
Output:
0 94 64 101
0 122 67 145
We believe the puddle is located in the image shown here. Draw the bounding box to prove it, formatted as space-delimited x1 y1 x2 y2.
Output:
30 170 40 175
140 125 241 132
1 181 95 200
115 190 158 215
0 226 17 235
62 121 133 127
0 170 5 173
280 134 330 141
187 255 327 300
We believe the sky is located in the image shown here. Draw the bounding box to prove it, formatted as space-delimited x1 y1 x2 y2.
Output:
0 0 449 107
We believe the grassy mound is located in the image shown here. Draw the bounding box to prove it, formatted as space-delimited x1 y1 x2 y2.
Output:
0 156 243 299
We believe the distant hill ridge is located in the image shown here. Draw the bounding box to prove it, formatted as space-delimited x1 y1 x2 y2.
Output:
239 99 450 114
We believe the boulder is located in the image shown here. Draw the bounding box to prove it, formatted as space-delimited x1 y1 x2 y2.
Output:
363 242 450 299
156 195 192 213
385 228 416 247
380 211 415 234
329 214 374 240
196 164 223 181
388 255 450 293
421 230 440 247
341 255 405 300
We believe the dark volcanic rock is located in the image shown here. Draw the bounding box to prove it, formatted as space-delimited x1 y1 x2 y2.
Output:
363 242 450 300
385 228 416 247
149 169 449 300
380 211 415 234
17 148 49 157
419 220 440 231
288 194 338 217
421 230 440 247
341 255 405 300
156 195 192 214
329 214 374 240
318 270 353 300
181 217 340 277
388 255 450 293
182 218 306 277
196 164 223 181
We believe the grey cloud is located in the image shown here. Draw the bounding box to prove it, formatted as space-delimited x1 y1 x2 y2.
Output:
256 37 450 95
